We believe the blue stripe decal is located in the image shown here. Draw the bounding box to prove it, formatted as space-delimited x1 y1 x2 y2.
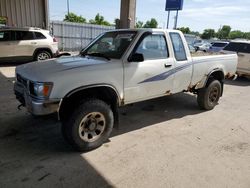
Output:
139 63 192 84
138 57 229 84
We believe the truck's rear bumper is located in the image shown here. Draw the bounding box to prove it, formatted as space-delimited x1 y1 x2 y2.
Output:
14 82 60 116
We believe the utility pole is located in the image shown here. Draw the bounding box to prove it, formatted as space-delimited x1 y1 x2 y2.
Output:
67 0 70 15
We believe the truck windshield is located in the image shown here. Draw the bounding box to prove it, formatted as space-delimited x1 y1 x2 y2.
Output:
81 31 137 59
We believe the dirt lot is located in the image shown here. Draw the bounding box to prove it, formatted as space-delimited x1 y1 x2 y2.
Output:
0 65 250 188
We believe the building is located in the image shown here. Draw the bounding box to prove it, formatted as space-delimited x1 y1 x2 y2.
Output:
0 0 49 29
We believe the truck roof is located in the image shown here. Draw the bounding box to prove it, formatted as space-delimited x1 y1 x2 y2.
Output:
107 28 181 33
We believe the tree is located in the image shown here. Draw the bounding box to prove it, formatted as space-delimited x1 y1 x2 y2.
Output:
190 31 200 36
89 13 111 26
143 18 158 28
244 32 250 40
63 12 86 23
201 29 215 39
177 27 191 34
217 25 231 39
229 30 244 39
136 21 144 28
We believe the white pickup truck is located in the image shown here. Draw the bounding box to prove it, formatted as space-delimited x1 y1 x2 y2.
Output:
14 29 237 151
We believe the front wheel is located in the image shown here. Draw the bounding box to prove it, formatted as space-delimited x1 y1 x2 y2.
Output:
197 79 222 110
62 99 114 151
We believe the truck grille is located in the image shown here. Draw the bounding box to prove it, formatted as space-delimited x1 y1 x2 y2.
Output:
16 74 28 88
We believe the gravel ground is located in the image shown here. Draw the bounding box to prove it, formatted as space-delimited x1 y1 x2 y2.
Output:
0 65 250 188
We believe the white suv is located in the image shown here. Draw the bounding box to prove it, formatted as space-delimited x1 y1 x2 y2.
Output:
0 27 59 63
223 40 250 77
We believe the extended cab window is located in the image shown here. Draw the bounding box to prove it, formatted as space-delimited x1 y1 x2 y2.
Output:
170 33 187 61
135 34 168 60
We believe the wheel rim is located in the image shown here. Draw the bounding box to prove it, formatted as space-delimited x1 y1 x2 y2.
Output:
209 87 219 103
37 52 50 61
78 112 106 143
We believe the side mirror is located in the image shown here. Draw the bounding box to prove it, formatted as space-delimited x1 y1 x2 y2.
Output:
128 53 144 62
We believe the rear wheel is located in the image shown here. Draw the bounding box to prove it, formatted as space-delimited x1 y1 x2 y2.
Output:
35 50 51 61
197 79 222 110
62 99 114 151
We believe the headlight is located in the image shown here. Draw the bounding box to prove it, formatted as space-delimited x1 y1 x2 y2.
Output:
30 82 53 98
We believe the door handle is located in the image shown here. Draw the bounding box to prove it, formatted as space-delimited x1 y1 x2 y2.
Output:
164 64 172 68
31 42 37 45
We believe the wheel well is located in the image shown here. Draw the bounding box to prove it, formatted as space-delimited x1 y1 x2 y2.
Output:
59 86 120 124
33 48 52 59
206 70 224 86
206 70 224 96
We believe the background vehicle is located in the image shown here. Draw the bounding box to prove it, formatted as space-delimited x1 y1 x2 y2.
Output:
0 27 59 63
188 44 196 53
222 41 250 77
194 42 211 52
14 29 237 151
208 41 229 52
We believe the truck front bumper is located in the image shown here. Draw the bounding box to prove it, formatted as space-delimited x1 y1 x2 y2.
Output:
14 82 60 116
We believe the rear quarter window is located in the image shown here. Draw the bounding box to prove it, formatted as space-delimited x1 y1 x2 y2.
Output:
34 32 46 39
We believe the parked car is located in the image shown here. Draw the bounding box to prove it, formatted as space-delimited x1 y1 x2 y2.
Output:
208 41 229 52
0 27 59 63
222 41 250 77
188 44 196 53
194 42 211 52
14 29 237 151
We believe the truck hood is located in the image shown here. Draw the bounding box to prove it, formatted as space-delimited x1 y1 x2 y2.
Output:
16 56 108 81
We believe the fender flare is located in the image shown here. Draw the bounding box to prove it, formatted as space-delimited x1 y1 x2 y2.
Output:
195 68 225 90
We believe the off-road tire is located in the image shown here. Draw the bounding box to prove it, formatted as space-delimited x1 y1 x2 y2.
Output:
62 99 114 151
197 79 222 110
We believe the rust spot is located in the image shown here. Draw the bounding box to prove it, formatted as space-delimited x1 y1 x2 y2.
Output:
121 98 125 106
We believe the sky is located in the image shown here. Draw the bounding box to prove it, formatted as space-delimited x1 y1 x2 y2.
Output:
49 0 250 32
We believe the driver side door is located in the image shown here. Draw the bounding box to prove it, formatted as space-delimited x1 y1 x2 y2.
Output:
124 32 175 103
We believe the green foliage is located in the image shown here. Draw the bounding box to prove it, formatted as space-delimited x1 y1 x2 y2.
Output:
136 21 144 28
201 29 215 39
89 13 111 26
64 12 86 23
177 27 191 34
0 17 7 25
217 25 231 39
143 18 158 28
244 32 250 40
190 31 200 36
229 30 244 39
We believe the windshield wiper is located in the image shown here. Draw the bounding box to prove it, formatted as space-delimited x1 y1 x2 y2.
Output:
85 52 110 61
